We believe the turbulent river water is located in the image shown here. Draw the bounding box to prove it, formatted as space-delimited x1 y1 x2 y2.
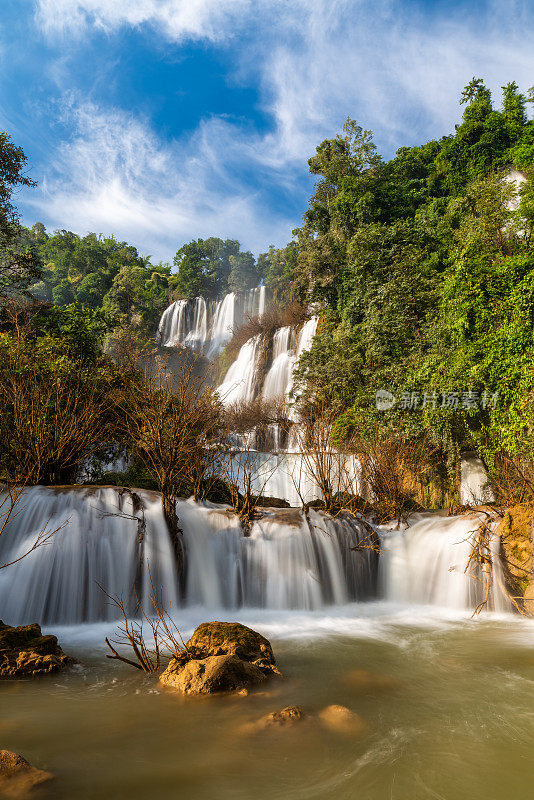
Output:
2 608 534 800
1 487 533 799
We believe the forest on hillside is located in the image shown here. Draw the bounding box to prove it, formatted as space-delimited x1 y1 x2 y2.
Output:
1 77 534 510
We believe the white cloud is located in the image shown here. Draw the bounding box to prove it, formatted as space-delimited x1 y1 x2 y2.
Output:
35 0 251 41
27 99 301 260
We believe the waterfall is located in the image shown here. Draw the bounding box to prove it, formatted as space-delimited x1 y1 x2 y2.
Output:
207 291 237 357
243 285 266 320
0 487 376 624
157 292 321 456
0 487 178 626
296 316 319 358
156 299 189 347
217 335 263 406
379 513 510 611
262 327 295 402
183 296 207 351
156 287 268 358
460 453 495 505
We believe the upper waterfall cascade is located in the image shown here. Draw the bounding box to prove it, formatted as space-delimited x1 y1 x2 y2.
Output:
0 487 509 626
156 288 319 419
217 316 319 410
157 286 266 358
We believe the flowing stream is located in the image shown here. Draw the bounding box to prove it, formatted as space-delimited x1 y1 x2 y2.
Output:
1 488 532 800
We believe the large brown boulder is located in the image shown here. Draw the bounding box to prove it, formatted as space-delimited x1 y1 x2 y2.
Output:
0 621 71 679
0 750 53 797
159 622 280 695
160 654 268 694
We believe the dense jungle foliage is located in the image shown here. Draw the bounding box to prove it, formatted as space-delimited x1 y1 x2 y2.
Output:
283 79 534 476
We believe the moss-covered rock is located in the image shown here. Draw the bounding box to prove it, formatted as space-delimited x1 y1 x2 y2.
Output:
498 506 534 608
185 622 278 672
159 621 280 695
0 621 71 679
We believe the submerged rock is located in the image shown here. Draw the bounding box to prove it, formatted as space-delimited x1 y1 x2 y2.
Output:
318 704 366 734
239 704 365 736
240 705 308 733
0 621 71 680
343 669 401 692
0 750 53 797
159 622 281 695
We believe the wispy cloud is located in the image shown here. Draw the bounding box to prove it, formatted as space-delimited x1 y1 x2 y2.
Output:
29 0 534 259
35 0 251 42
27 98 301 260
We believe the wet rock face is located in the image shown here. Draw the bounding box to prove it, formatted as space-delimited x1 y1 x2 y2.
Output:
0 750 53 797
159 622 281 695
0 621 71 679
160 654 268 694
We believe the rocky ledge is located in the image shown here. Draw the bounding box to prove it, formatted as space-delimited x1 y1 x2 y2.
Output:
159 621 281 695
0 621 71 679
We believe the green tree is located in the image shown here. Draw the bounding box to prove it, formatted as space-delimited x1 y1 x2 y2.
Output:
228 250 258 292
0 132 41 301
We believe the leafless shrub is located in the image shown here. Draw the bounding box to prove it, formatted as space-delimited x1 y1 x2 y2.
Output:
223 304 309 367
290 399 359 513
465 513 531 616
354 428 439 523
486 450 534 506
218 439 279 533
224 396 290 436
101 574 187 673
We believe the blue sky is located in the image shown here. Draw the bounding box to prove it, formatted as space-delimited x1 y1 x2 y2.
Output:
1 0 533 263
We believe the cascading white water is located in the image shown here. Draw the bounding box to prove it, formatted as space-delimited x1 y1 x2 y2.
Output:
156 287 268 358
0 487 377 624
243 285 266 320
0 488 513 626
156 298 189 348
0 487 178 626
217 335 262 406
207 291 237 357
183 296 207 351
262 327 295 402
379 513 510 611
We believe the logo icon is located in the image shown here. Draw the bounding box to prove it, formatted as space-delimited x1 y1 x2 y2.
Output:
375 389 396 411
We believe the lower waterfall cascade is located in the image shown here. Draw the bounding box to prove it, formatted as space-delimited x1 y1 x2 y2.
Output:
0 486 509 626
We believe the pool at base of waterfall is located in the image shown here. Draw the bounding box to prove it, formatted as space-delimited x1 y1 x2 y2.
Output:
1 607 534 800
